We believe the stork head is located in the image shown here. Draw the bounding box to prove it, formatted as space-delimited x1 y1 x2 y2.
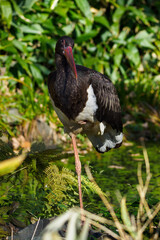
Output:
55 36 77 79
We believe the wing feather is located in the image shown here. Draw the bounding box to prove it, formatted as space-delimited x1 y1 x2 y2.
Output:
90 72 122 132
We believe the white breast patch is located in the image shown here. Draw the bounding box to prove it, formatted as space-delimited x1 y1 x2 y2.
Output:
75 84 98 123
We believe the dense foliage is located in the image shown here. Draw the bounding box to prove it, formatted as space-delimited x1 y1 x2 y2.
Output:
0 0 160 238
0 0 160 132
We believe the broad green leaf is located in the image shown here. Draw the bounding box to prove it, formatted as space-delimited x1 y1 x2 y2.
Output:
128 6 150 26
36 64 50 75
19 24 44 34
70 10 84 20
113 48 123 67
94 16 110 29
119 65 127 79
154 75 160 81
135 30 155 49
50 0 59 10
12 39 27 53
0 154 26 176
85 19 93 33
139 39 155 50
96 63 104 73
40 18 56 31
0 0 12 28
84 56 99 67
113 39 126 45
30 64 43 82
62 24 75 35
16 56 31 76
110 22 119 36
155 40 160 50
135 30 153 40
75 0 92 20
54 6 69 17
22 34 41 42
104 62 111 77
126 0 134 6
113 6 125 22
117 0 125 6
24 0 38 9
0 44 17 54
118 27 130 40
76 30 99 43
101 31 112 41
124 44 140 66
10 0 31 22
86 43 96 53
111 66 120 82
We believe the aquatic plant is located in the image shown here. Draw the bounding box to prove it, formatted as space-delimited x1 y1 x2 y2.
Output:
40 140 160 240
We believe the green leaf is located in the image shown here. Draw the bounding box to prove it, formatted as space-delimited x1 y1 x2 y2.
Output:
62 23 75 35
139 39 155 49
76 30 99 43
94 16 110 29
12 39 27 53
16 56 31 76
75 0 92 20
113 48 123 67
113 6 125 22
24 0 38 9
70 10 83 20
0 0 12 28
117 0 125 6
118 27 130 40
135 30 153 40
110 22 119 36
135 30 155 49
0 154 26 176
10 0 31 22
19 24 44 34
124 44 140 66
128 6 150 26
0 42 17 53
155 40 160 50
50 0 59 10
30 64 43 82
36 64 50 75
111 66 120 82
54 6 68 18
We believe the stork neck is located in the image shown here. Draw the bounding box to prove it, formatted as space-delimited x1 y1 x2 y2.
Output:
55 53 78 98
55 53 66 72
55 53 74 78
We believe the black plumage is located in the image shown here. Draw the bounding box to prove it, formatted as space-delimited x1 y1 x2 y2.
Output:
48 36 123 153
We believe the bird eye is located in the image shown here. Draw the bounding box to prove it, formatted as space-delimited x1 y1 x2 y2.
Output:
60 39 65 45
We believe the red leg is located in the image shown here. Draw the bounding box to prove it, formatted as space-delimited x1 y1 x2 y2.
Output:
71 134 84 218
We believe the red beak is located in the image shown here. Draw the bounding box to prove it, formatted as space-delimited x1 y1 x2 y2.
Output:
64 46 77 80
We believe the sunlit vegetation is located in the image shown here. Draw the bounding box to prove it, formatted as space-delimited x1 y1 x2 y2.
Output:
41 142 160 239
0 0 160 239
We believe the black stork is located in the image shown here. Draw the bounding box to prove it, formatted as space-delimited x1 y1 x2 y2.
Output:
48 36 123 214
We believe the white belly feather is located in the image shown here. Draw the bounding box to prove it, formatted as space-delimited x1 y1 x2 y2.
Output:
75 85 98 122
